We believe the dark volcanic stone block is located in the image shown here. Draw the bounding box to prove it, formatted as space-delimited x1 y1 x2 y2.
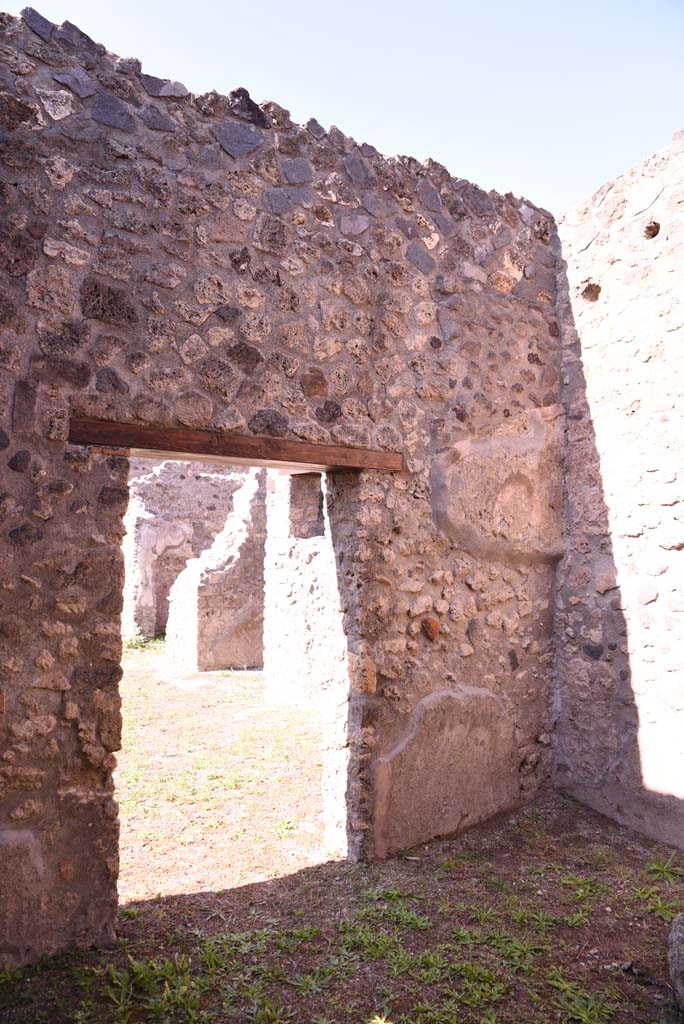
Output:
21 7 54 42
91 92 136 132
212 121 263 159
52 69 97 98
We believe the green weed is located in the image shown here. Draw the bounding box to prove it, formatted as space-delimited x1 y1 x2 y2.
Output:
246 996 295 1023
291 965 335 996
528 910 556 934
561 874 605 903
633 884 659 902
484 874 511 894
564 909 590 928
646 894 680 922
646 854 684 886
547 968 617 1022
119 907 140 921
485 931 543 974
553 991 616 1023
274 925 320 951
470 905 497 926
337 921 402 961
124 634 165 651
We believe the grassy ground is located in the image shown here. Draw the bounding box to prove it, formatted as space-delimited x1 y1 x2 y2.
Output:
116 642 326 900
2 644 682 1023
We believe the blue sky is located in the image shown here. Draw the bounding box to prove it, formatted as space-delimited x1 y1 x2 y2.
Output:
10 1 684 212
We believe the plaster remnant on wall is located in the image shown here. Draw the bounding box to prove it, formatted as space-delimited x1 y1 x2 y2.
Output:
429 406 564 565
371 687 520 858
555 131 684 849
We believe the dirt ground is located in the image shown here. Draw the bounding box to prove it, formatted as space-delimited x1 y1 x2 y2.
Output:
2 642 683 1023
116 641 327 900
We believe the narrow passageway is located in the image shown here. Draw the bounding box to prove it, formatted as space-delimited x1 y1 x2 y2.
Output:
116 641 327 902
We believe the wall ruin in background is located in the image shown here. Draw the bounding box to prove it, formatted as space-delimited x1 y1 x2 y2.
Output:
121 458 254 645
0 8 562 964
165 467 266 671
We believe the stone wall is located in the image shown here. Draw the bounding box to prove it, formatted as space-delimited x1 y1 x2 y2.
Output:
555 133 684 847
166 468 266 671
0 9 562 964
121 458 249 640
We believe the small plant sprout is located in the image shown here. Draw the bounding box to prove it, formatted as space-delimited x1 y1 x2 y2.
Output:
645 853 684 886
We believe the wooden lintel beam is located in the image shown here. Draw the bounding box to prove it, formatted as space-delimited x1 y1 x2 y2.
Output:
67 418 406 473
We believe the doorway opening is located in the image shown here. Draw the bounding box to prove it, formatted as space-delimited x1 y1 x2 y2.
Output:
116 455 352 902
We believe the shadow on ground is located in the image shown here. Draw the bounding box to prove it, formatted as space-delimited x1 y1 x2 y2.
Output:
3 795 682 1023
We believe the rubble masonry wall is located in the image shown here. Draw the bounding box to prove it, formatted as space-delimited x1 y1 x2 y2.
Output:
0 9 561 963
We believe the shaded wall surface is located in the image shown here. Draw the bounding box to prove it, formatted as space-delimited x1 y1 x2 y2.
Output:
122 458 249 641
0 9 562 964
556 133 684 847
